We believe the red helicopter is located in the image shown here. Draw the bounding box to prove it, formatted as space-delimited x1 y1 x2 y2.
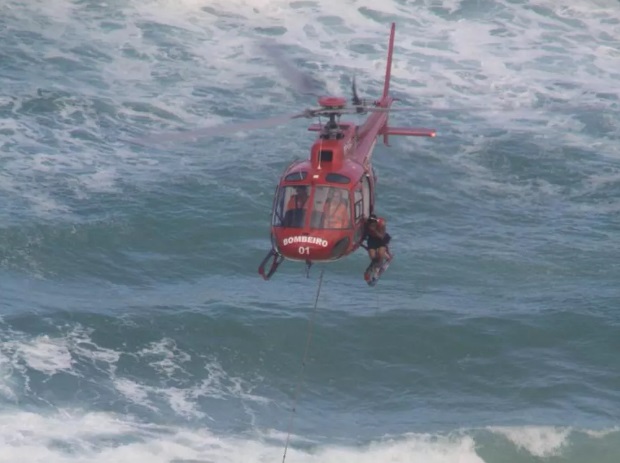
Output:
127 23 436 282
256 22 436 280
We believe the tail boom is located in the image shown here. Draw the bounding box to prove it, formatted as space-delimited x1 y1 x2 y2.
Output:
382 126 436 138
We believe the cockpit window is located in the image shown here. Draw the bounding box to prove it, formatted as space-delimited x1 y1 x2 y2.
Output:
311 186 351 230
285 171 307 181
272 185 310 228
325 173 350 184
272 185 351 230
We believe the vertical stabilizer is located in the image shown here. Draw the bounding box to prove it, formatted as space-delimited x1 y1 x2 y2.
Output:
382 22 396 101
382 22 396 145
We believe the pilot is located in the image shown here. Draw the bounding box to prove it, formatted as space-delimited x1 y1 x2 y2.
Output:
284 186 309 227
363 213 391 277
323 189 350 229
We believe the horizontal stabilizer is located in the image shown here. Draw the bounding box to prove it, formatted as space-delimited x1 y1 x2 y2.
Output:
382 126 436 137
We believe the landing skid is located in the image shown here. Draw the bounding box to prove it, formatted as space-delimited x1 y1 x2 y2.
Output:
364 253 393 287
258 249 284 280
258 251 314 281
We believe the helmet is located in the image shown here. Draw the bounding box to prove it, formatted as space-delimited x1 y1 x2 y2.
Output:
368 213 378 222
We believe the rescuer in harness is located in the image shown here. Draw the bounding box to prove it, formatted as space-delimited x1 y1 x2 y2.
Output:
362 213 391 281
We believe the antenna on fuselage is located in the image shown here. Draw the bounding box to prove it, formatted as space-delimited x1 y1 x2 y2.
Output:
317 97 346 140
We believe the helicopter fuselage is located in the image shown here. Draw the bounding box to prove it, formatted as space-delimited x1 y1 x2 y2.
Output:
257 23 436 280
267 95 398 265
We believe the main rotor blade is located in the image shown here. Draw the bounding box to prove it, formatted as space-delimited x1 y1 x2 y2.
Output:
258 40 327 97
349 105 414 113
122 104 425 147
125 113 307 146
351 76 362 106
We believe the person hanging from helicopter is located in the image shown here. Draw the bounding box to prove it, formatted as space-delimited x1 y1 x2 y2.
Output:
363 213 391 280
323 188 350 229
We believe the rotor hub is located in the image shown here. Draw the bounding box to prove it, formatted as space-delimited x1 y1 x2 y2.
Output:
318 96 347 109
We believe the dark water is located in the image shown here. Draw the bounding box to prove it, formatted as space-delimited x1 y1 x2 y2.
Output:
1 0 619 461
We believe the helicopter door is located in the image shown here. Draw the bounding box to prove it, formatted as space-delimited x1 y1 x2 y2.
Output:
353 182 364 244
353 183 363 223
361 175 371 218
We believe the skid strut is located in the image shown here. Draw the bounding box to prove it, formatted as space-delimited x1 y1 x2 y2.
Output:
258 249 284 280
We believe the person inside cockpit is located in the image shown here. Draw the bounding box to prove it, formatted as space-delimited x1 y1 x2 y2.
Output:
287 186 309 211
323 188 350 229
283 186 309 227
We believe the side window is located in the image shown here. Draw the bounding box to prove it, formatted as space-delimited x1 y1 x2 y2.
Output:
272 186 285 226
361 175 371 218
354 183 363 222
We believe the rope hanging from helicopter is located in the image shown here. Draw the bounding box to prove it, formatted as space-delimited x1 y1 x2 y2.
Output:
318 139 323 170
281 268 325 463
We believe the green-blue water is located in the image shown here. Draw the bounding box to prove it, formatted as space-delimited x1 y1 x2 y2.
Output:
1 0 619 461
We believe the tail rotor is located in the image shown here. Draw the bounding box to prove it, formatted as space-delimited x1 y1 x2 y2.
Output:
351 76 366 114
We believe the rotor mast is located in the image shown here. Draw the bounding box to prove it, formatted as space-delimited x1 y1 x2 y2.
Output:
317 96 346 140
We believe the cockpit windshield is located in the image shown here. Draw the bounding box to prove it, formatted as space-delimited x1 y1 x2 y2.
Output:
272 185 310 228
273 185 351 230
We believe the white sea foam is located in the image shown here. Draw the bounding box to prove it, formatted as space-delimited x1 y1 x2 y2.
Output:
137 338 192 378
488 425 570 458
16 335 74 374
112 351 270 419
3 411 615 463
0 351 18 401
0 325 121 381
3 0 618 217
0 321 268 421
0 409 488 463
